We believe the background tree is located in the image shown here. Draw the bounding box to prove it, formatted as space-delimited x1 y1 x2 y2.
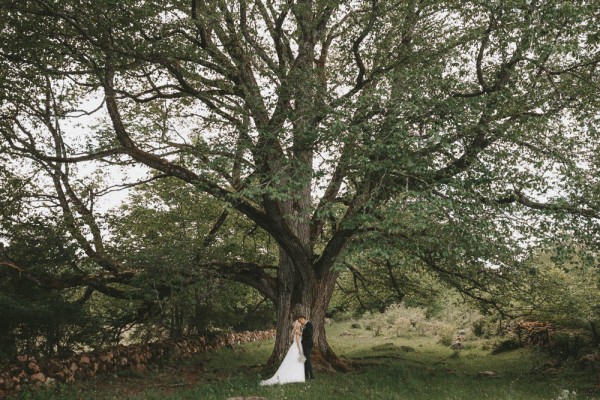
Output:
110 177 277 338
518 247 600 339
0 214 102 359
1 0 599 369
0 168 277 357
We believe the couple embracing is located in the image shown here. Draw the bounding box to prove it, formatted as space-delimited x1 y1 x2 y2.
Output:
260 315 315 385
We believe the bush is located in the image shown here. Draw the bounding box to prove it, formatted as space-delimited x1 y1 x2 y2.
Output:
491 339 522 354
361 304 459 342
364 312 386 336
0 288 104 360
547 332 588 360
436 325 457 347
472 319 489 338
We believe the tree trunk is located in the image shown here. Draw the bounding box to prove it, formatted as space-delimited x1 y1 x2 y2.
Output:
267 253 349 371
264 21 350 367
267 247 295 366
309 269 349 371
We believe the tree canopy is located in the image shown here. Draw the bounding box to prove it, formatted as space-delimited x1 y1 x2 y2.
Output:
1 0 599 367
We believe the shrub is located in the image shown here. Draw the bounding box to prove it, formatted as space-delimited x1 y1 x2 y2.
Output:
365 312 386 336
350 321 362 329
438 332 454 347
361 304 461 343
491 339 522 354
472 319 488 338
0 289 103 360
436 324 457 347
547 332 588 360
556 389 578 400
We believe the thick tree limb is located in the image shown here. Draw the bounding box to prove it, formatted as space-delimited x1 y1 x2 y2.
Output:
0 260 136 299
103 59 267 227
201 261 278 302
385 260 405 304
202 209 229 247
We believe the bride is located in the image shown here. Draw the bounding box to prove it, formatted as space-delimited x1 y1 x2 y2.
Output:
260 319 305 385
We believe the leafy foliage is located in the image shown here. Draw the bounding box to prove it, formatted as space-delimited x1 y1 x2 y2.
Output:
1 0 600 364
107 177 277 338
517 247 600 331
0 217 103 358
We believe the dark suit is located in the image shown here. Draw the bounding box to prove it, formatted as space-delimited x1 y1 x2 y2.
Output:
301 321 315 380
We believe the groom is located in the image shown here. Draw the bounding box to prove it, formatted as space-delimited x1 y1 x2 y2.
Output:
298 316 315 380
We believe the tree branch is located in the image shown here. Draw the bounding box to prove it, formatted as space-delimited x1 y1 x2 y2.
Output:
201 261 278 302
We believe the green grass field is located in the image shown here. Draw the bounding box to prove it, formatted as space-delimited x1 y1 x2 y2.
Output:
12 321 600 400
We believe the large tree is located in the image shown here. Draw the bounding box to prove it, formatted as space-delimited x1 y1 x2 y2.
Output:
1 0 599 368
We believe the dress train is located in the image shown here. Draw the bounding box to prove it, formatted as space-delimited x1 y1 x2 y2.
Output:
259 336 305 385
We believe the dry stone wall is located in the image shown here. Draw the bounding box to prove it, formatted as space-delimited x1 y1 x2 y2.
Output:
0 330 274 398
515 321 553 347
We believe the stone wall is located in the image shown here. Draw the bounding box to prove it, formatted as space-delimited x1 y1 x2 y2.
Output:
0 330 275 398
515 321 553 347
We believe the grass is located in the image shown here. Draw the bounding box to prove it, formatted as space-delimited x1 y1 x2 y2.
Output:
11 321 600 400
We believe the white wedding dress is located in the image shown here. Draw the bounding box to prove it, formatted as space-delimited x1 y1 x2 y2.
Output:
260 333 305 385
